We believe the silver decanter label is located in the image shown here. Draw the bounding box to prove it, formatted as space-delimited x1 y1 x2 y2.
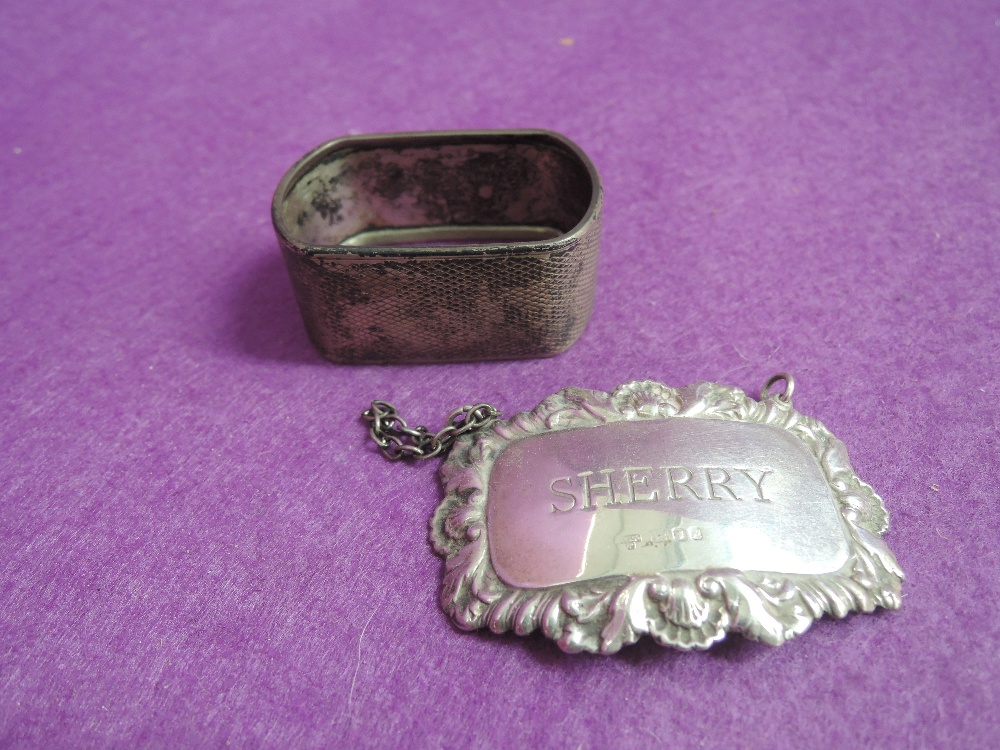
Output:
431 379 903 653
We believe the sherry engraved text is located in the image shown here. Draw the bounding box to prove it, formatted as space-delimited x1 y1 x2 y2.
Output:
550 465 772 512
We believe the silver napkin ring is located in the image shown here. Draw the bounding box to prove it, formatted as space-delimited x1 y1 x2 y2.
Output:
271 130 603 364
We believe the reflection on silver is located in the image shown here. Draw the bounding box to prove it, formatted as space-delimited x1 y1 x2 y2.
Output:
431 378 904 653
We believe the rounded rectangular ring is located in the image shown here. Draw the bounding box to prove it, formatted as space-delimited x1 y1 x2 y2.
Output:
271 130 603 364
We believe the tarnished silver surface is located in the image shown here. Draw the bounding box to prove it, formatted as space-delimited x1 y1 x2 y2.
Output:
272 130 602 364
431 378 904 653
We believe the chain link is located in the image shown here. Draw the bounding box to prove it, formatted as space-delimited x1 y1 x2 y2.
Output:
362 400 501 460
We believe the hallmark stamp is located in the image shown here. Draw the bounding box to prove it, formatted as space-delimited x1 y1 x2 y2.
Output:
619 528 704 549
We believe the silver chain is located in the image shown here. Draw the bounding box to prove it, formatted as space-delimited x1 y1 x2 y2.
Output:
362 401 501 460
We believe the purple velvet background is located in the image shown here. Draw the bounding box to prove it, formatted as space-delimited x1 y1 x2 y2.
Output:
2 1 998 747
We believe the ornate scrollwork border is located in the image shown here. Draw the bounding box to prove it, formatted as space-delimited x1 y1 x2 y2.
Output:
430 380 904 653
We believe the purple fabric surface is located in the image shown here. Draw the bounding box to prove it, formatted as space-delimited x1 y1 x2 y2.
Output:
2 0 998 747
